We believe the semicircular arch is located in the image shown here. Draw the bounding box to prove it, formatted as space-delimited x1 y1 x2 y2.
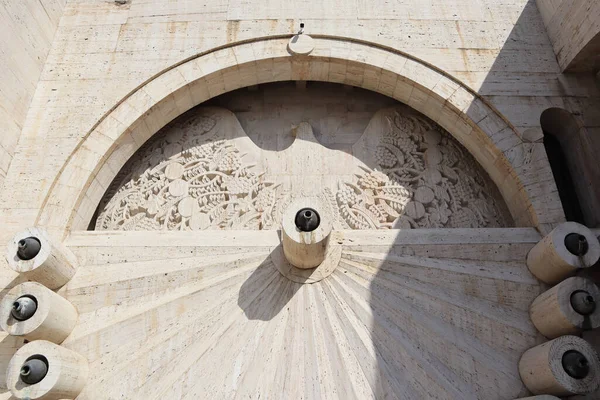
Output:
38 35 564 235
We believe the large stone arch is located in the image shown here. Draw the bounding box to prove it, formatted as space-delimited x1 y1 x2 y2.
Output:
37 35 564 236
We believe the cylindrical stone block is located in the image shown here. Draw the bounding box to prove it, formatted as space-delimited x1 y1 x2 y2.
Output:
288 34 315 55
530 277 600 339
0 282 78 343
527 222 600 285
519 335 600 396
7 340 88 400
282 197 333 269
6 227 78 289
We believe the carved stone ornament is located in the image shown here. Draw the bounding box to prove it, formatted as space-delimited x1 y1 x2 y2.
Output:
342 109 512 229
96 109 286 231
95 106 512 231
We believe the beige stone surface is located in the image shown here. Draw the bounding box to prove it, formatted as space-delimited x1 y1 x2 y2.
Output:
536 0 600 71
575 328 600 400
18 227 544 399
3 0 596 247
0 1 599 398
25 38 561 240
540 106 600 229
0 334 24 392
271 242 342 284
288 34 314 55
0 0 65 190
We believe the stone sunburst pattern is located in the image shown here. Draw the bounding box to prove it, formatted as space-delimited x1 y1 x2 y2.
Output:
60 229 543 400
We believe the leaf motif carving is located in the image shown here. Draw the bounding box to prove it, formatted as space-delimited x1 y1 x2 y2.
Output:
337 109 511 229
96 112 281 231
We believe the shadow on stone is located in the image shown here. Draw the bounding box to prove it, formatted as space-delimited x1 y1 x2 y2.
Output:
237 249 301 321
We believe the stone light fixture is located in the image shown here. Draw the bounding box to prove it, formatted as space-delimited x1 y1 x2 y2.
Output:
530 276 600 339
7 340 88 400
0 282 78 343
519 335 600 396
282 197 332 269
526 222 600 284
274 196 343 284
5 228 78 289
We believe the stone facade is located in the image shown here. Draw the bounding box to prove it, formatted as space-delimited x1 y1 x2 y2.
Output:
0 0 65 189
3 0 600 242
0 1 599 399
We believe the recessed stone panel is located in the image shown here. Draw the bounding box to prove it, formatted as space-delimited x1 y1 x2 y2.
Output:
95 83 512 231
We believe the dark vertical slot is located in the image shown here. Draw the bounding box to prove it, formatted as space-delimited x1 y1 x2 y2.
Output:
543 131 585 223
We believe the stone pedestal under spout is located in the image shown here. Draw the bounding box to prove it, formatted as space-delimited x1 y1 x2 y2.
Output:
282 196 333 270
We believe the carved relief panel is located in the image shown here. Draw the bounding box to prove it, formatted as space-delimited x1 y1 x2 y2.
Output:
96 109 285 231
343 108 511 229
95 106 511 231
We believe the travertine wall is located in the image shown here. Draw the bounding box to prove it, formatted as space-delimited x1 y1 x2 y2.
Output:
536 0 600 71
1 3 600 397
1 0 599 241
0 0 65 189
53 228 545 400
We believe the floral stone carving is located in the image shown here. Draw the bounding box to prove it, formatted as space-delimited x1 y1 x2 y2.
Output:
95 111 284 230
95 106 512 231
340 108 512 229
